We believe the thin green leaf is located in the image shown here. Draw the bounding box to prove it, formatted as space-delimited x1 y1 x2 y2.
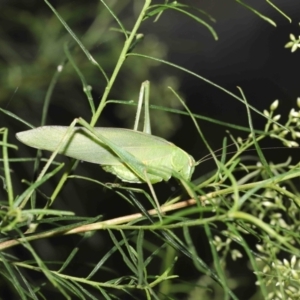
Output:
64 43 96 115
57 248 78 273
236 0 277 27
15 267 39 300
14 163 64 208
0 252 27 299
100 0 128 39
266 0 291 23
41 57 68 127
0 157 61 164
0 108 34 128
136 230 145 285
21 237 70 298
72 280 99 300
44 0 109 83
147 4 217 40
107 229 137 274
86 239 125 280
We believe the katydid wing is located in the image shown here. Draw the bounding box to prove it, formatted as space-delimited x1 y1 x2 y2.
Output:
16 126 195 184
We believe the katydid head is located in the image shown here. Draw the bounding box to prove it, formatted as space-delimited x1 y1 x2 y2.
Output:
171 148 195 182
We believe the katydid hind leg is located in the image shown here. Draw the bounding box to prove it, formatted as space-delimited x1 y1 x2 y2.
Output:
143 81 151 134
133 81 151 134
133 81 145 131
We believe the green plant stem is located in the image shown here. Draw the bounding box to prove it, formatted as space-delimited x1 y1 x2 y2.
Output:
90 0 151 126
2 129 14 206
6 260 175 291
50 160 78 204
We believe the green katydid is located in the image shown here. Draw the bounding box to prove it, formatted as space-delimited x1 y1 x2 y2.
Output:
16 81 195 211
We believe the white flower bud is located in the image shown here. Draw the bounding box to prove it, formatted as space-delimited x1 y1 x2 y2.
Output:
270 99 279 111
256 244 264 252
291 269 299 279
290 141 299 147
291 255 297 268
283 258 290 267
285 141 299 148
290 108 299 118
272 124 279 130
57 65 63 72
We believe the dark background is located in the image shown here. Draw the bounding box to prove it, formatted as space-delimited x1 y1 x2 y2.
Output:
1 0 300 299
1 0 300 165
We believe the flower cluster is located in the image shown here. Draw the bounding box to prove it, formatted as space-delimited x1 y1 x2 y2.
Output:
255 254 300 300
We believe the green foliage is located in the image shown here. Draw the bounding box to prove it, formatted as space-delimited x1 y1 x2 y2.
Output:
0 1 298 300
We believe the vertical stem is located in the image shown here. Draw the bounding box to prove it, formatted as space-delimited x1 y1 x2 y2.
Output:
2 129 14 207
90 0 152 127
